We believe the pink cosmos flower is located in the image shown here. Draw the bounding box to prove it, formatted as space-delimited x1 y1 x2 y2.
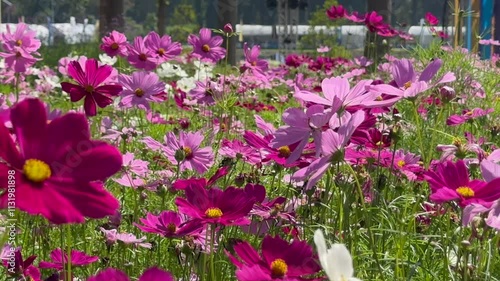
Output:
226 235 321 281
188 28 226 63
143 131 214 174
100 228 152 248
292 110 365 190
425 160 500 207
0 99 122 224
189 80 224 105
39 248 98 270
446 108 494 126
0 48 39 73
100 30 128 57
135 211 204 238
127 36 158 70
463 200 500 231
164 131 214 174
270 105 332 164
345 11 366 23
88 267 174 281
61 59 122 116
219 139 261 165
295 77 384 110
241 43 269 78
317 46 331 53
425 12 439 26
175 183 255 226
1 23 41 53
144 31 182 63
118 71 165 110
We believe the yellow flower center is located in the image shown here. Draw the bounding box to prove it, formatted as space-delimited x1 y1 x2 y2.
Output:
183 146 193 158
397 160 406 168
85 85 94 93
23 159 51 183
376 141 384 147
166 223 177 233
202 44 211 52
158 48 165 56
278 146 291 158
16 39 22 46
270 258 288 277
134 88 145 97
251 61 257 66
205 207 223 219
375 95 383 101
452 137 462 147
404 81 412 89
456 186 474 198
111 42 119 50
465 111 473 116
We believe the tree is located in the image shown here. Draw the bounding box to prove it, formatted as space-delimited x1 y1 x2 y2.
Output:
157 0 168 35
99 0 125 38
217 0 238 65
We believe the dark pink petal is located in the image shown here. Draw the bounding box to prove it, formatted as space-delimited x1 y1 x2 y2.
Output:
88 268 129 281
95 84 123 97
233 240 262 265
42 113 90 164
138 267 174 281
53 141 122 182
84 95 97 116
93 92 114 108
61 82 86 102
0 124 23 168
10 98 48 159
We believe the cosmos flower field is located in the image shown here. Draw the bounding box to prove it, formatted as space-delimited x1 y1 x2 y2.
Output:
1 6 500 281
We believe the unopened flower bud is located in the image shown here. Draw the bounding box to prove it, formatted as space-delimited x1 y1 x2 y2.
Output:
223 23 233 34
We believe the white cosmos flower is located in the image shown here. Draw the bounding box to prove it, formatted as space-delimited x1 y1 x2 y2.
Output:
99 53 117 65
314 229 362 281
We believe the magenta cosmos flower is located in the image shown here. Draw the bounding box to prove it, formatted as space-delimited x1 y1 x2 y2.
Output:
175 183 255 226
144 31 182 63
88 267 174 281
425 12 439 26
2 247 40 281
226 235 321 281
425 160 500 208
100 30 128 57
134 210 203 237
188 28 226 63
61 59 122 116
127 36 158 70
326 5 346 20
118 71 165 110
39 248 98 270
0 99 122 224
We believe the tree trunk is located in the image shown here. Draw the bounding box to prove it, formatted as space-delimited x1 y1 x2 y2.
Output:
217 0 238 66
99 0 125 38
495 0 500 55
363 0 392 62
157 0 167 36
